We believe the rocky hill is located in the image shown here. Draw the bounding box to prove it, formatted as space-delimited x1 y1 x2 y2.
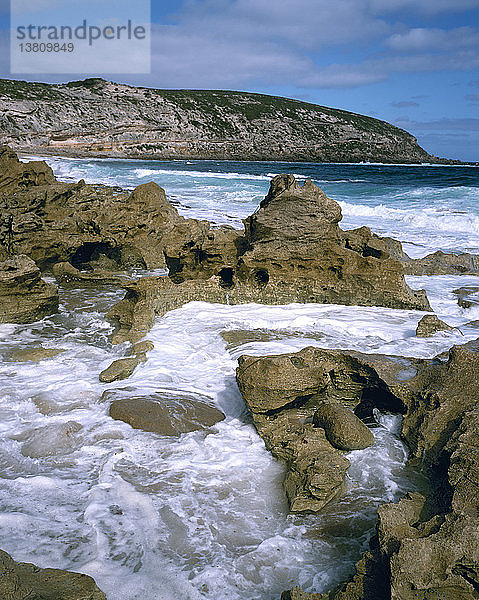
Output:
0 78 434 163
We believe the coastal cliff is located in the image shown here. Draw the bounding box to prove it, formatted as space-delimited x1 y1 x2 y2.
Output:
0 78 433 163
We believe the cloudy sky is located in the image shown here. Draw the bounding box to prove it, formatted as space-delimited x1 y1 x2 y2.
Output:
1 0 479 160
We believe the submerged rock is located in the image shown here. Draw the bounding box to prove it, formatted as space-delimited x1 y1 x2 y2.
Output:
0 548 106 600
453 286 479 309
20 421 82 458
52 261 131 286
107 392 225 435
416 314 454 337
0 254 59 323
9 347 64 362
312 401 375 451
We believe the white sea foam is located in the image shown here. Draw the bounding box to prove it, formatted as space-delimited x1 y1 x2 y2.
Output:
133 167 271 181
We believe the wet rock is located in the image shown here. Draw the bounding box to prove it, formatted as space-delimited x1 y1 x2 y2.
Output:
109 176 430 343
453 286 479 309
52 261 130 286
0 148 182 270
20 421 82 458
99 357 141 383
380 502 479 600
130 339 154 356
281 587 327 600
0 547 106 600
9 347 64 361
107 393 225 435
312 401 375 451
236 347 405 416
404 250 479 276
0 254 59 323
416 314 454 337
278 341 479 600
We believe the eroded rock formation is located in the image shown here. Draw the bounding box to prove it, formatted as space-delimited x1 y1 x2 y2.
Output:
108 175 430 344
0 146 181 270
237 342 479 599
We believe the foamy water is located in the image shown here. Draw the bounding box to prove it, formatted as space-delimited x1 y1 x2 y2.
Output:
2 157 479 598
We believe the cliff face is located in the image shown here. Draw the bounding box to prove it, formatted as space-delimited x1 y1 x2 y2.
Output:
0 78 433 163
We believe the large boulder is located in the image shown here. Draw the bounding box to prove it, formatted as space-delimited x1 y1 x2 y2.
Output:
312 401 375 451
0 548 106 600
0 254 59 323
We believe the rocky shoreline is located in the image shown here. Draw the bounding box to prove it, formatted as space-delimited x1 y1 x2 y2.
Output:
0 147 478 599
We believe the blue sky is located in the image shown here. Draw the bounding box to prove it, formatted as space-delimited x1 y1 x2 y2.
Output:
1 0 479 160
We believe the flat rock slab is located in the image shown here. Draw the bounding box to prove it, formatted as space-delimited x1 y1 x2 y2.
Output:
9 347 64 362
108 393 225 436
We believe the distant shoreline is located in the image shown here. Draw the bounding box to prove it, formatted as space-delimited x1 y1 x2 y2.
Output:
17 148 479 168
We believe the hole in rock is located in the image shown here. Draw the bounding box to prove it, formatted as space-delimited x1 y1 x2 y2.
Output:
218 267 234 289
70 242 123 269
254 268 269 286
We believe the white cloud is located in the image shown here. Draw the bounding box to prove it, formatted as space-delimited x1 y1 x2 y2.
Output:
370 0 479 15
386 27 479 52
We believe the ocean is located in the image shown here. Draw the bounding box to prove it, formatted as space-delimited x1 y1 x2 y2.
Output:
0 157 478 600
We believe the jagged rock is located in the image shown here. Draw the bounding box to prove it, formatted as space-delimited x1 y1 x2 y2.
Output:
0 548 106 600
312 401 375 451
0 79 433 163
0 148 182 270
235 346 408 512
109 176 430 344
281 587 327 600
275 342 479 600
453 286 479 309
99 357 141 383
52 261 130 286
107 392 225 436
371 236 479 276
404 250 479 276
0 254 59 323
0 145 56 192
379 499 479 600
444 407 479 516
236 347 405 416
416 314 454 337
